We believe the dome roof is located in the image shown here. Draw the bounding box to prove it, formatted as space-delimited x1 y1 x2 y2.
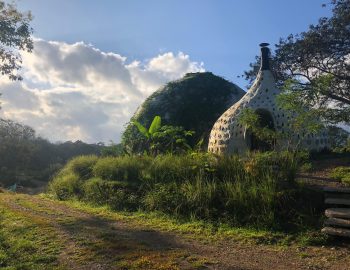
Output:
123 72 245 152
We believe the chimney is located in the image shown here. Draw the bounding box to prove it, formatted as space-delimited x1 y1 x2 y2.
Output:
259 43 270 71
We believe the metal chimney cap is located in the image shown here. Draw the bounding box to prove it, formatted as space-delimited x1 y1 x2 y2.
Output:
259 43 270 47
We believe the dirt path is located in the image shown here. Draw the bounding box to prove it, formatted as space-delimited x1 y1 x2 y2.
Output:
1 193 350 270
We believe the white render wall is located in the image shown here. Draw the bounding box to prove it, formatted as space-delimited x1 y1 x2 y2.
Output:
208 69 329 155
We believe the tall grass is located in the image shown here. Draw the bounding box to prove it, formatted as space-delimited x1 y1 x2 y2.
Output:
49 151 321 229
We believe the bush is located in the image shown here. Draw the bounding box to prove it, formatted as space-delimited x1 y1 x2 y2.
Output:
93 156 149 183
65 155 98 180
144 155 197 186
48 172 81 200
330 166 350 186
143 182 184 214
83 178 140 210
49 151 319 229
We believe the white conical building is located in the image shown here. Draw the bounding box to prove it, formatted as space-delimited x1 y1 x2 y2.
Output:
208 43 329 155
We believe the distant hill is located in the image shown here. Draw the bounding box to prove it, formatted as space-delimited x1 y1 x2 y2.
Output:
0 118 103 187
122 72 245 153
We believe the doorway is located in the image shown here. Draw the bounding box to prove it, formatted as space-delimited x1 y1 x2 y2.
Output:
250 109 275 151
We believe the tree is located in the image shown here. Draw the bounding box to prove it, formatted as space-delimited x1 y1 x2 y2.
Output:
0 1 33 81
131 115 194 155
327 125 350 149
150 125 194 154
245 0 350 123
238 98 324 152
238 108 277 150
0 118 103 187
100 141 124 157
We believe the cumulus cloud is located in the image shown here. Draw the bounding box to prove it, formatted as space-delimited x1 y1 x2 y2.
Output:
0 39 205 143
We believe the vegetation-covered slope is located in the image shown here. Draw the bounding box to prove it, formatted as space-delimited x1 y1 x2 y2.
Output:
0 119 103 188
122 72 245 153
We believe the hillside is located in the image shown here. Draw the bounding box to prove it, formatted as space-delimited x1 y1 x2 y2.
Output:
122 72 245 153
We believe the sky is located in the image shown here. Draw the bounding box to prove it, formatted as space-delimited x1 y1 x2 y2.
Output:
0 0 333 143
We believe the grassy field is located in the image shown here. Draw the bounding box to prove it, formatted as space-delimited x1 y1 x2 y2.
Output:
1 192 350 270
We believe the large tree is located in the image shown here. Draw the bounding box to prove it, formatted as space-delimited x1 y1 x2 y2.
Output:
0 1 33 81
245 0 350 124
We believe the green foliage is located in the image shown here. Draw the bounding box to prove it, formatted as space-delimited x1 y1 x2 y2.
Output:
65 155 99 180
245 0 350 123
49 151 318 229
277 86 324 133
100 142 124 157
132 115 194 155
0 208 60 269
82 178 140 210
132 120 151 139
327 125 350 150
93 156 148 183
238 108 278 148
237 93 326 152
48 172 81 200
151 125 194 154
0 1 33 81
148 115 162 136
0 119 103 187
330 166 350 186
122 72 245 153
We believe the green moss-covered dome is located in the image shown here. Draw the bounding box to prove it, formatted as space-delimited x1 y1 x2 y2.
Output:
122 72 245 153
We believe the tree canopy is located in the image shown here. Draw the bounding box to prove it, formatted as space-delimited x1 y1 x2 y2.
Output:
0 118 103 187
0 1 33 80
245 0 350 124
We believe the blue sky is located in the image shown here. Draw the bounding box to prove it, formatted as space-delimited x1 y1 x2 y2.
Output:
0 1 334 143
18 0 332 87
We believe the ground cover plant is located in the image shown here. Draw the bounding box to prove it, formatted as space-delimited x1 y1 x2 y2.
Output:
49 151 324 231
330 166 350 185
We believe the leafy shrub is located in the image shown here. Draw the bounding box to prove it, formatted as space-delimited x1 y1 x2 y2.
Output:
330 166 350 186
144 155 197 185
93 156 149 183
143 182 184 214
48 172 81 200
49 151 319 229
65 155 98 180
83 178 140 210
180 174 221 220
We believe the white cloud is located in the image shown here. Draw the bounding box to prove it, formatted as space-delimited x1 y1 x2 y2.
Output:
0 39 205 143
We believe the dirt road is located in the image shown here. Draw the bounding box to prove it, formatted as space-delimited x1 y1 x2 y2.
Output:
1 193 349 270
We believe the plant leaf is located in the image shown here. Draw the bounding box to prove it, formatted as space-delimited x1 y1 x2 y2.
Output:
132 121 150 138
149 116 162 136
